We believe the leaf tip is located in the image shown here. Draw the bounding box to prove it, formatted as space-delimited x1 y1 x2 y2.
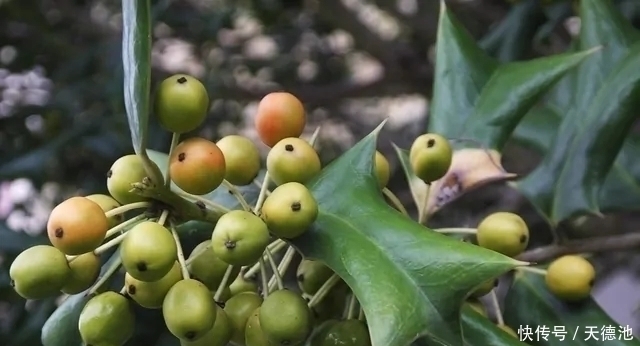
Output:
371 118 389 137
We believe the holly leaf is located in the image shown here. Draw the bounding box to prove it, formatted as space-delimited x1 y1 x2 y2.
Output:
515 0 640 223
391 143 425 212
511 105 561 154
291 122 525 346
503 271 640 345
461 305 528 346
552 42 640 220
461 47 598 150
429 2 498 140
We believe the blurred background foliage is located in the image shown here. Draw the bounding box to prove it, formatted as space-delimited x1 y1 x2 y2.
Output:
1 0 640 345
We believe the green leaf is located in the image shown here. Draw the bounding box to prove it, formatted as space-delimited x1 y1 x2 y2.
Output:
461 305 528 346
391 143 425 212
429 2 499 139
479 0 546 62
461 47 598 150
516 0 640 222
510 106 561 153
503 271 640 346
122 0 152 155
290 122 523 346
552 42 640 220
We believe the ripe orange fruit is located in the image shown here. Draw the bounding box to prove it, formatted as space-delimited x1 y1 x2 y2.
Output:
254 92 306 147
169 137 226 195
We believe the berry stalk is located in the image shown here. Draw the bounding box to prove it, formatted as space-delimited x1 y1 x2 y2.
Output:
253 172 271 215
267 246 296 291
175 191 231 213
382 188 408 216
86 256 123 296
222 180 252 212
259 257 269 299
434 227 477 235
164 132 181 187
214 265 234 302
104 201 151 218
243 239 287 279
170 224 190 280
94 232 128 255
516 266 547 276
265 247 283 291
418 182 431 225
307 273 340 308
346 293 358 320
105 214 148 239
489 290 504 326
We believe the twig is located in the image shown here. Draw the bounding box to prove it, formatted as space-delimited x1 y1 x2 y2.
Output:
434 228 477 235
94 232 128 255
516 232 640 263
382 188 409 216
517 266 547 276
252 179 271 197
358 306 365 321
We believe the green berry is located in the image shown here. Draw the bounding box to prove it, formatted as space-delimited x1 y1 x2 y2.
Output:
9 245 70 299
180 305 233 346
187 240 240 291
409 133 452 184
211 210 271 266
374 151 390 189
163 279 217 342
120 221 178 282
545 255 595 301
260 182 318 239
296 259 335 295
125 261 182 309
476 212 529 257
224 291 264 345
217 135 262 186
78 291 135 346
266 137 321 186
260 289 312 346
154 74 209 134
107 154 162 204
61 252 101 294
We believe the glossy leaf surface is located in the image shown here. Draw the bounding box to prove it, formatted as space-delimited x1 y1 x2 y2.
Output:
291 123 523 346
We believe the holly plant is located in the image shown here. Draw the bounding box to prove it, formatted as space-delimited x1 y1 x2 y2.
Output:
8 0 640 346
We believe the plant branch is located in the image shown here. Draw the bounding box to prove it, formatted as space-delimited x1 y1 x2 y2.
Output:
516 232 640 263
175 191 231 213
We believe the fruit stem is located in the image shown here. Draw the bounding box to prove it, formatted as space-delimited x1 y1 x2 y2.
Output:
308 274 340 308
105 214 148 239
86 256 123 296
517 266 548 276
434 227 477 235
259 257 269 299
119 285 128 295
165 132 181 187
104 201 151 219
184 244 211 267
214 265 235 302
358 306 365 321
157 209 170 226
382 188 409 216
253 172 271 215
265 247 284 291
175 191 231 213
94 231 128 255
131 179 224 223
222 180 253 212
346 293 358 320
489 290 504 326
243 239 288 279
306 125 322 148
170 225 190 280
267 246 296 292
252 179 271 197
417 182 431 225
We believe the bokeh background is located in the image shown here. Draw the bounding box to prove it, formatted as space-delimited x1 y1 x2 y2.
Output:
1 0 640 344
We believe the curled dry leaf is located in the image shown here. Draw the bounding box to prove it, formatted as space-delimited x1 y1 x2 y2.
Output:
421 148 517 217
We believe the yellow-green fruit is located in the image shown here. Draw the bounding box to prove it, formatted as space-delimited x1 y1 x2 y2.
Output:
545 255 596 301
321 319 371 346
260 289 312 346
86 194 123 228
62 252 101 294
260 182 318 239
409 133 452 183
211 210 271 266
163 279 217 342
245 307 277 346
181 306 233 346
266 137 321 186
476 212 529 257
125 261 182 309
169 137 226 195
230 274 260 296
297 259 334 295
217 135 262 186
374 151 390 189
9 245 70 299
154 74 209 134
78 291 135 346
224 291 264 345
309 320 340 346
187 240 241 290
107 154 162 204
47 196 109 255
121 221 178 282
470 278 497 298
499 324 518 338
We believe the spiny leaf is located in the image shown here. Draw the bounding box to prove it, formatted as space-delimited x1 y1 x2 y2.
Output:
553 42 640 220
516 0 640 222
429 1 498 139
291 122 524 346
391 143 425 212
461 47 598 150
503 271 640 346
511 105 561 153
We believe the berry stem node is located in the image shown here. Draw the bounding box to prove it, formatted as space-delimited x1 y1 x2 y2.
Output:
170 224 190 280
222 180 252 212
104 201 151 218
382 188 409 216
308 273 340 308
434 227 477 235
214 265 235 301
